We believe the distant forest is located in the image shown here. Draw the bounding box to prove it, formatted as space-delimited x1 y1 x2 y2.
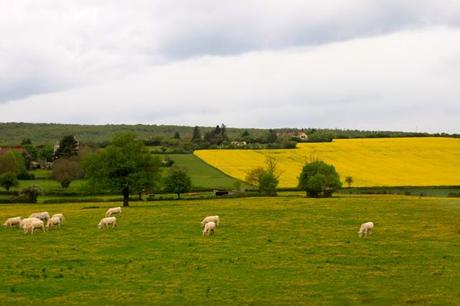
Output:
0 122 457 146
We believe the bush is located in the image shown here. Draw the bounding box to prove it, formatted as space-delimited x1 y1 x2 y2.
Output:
298 160 342 198
245 156 279 196
17 185 42 203
258 171 279 196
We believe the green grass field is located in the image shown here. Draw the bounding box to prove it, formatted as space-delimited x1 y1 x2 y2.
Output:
155 154 250 190
1 195 459 305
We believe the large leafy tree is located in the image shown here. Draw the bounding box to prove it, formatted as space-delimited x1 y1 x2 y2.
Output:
84 133 161 206
164 166 192 199
52 156 85 188
0 151 26 175
0 172 19 191
298 160 342 198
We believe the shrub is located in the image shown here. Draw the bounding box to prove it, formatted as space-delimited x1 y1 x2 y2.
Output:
298 160 341 198
17 185 42 203
258 171 279 196
245 156 279 196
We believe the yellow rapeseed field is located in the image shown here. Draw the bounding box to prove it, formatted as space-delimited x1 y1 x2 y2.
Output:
194 137 460 187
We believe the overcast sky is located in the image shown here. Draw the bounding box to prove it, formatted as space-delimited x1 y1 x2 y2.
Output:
1 1 459 132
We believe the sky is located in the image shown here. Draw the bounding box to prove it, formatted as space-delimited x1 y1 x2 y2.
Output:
1 1 459 132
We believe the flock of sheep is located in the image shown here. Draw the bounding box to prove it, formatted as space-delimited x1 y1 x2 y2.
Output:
3 212 64 234
3 207 373 238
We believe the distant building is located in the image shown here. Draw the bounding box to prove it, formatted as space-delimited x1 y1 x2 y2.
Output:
231 141 247 146
276 131 308 141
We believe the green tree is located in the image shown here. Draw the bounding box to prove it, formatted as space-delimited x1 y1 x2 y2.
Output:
38 145 54 162
191 126 202 143
267 129 278 143
52 156 85 188
298 160 342 198
258 171 279 196
173 131 181 139
164 166 192 199
246 156 279 196
0 151 26 175
84 133 161 207
54 135 79 159
0 172 19 191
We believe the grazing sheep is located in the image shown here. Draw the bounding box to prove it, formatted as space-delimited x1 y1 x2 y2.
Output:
202 221 216 236
358 222 374 238
98 217 117 229
51 213 64 224
29 212 50 222
20 217 39 229
47 216 62 229
201 215 220 228
22 218 45 234
3 217 22 228
105 207 122 217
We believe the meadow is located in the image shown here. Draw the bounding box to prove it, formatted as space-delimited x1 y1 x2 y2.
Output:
195 137 460 188
154 154 248 190
1 195 459 305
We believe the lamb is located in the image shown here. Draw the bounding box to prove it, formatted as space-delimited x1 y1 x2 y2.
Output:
201 215 219 228
22 218 45 234
105 207 122 217
98 217 117 229
358 222 374 238
202 221 216 236
3 217 22 228
47 216 62 229
51 213 64 224
29 211 50 222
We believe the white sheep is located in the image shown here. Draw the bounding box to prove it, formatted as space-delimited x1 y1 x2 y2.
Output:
47 216 62 229
105 207 122 217
29 212 50 222
201 215 219 228
51 213 64 224
358 222 374 238
98 217 117 229
20 217 39 229
22 218 45 234
202 221 216 236
3 216 22 228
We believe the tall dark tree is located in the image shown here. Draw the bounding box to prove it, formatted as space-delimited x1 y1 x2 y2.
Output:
204 124 228 145
191 126 202 143
173 131 181 139
54 135 79 159
84 133 161 207
267 129 278 143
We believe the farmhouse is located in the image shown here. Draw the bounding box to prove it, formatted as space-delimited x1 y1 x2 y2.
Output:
276 130 309 141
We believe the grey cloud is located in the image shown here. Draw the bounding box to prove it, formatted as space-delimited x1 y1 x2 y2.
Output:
2 0 460 103
1 27 459 133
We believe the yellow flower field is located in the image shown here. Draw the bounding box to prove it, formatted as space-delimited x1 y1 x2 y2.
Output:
194 137 460 187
